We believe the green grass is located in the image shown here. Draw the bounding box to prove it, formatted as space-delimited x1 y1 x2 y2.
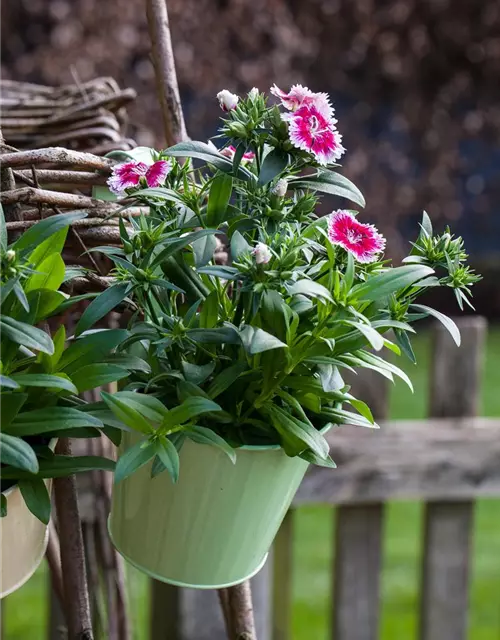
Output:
4 328 500 639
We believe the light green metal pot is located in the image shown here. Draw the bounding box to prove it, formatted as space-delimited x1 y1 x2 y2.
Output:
108 432 310 588
0 479 52 598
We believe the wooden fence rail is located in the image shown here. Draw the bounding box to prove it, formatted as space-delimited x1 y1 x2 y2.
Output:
150 316 500 640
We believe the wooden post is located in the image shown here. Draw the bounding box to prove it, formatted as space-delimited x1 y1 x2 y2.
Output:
332 369 388 640
419 317 486 640
145 0 187 146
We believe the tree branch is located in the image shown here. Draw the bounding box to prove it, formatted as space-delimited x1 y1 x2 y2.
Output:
13 169 108 187
226 581 257 640
54 438 94 640
0 147 113 171
145 0 187 146
1 187 102 209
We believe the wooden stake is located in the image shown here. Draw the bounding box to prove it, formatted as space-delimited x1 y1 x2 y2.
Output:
145 0 188 146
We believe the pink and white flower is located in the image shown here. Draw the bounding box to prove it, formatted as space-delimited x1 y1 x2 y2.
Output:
107 160 171 195
252 242 272 265
144 160 171 187
271 84 332 118
327 210 386 263
219 145 255 164
287 104 345 165
217 89 239 112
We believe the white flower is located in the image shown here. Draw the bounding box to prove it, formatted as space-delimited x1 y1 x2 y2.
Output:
217 90 239 112
252 242 272 265
6 249 16 262
248 87 259 100
271 178 288 198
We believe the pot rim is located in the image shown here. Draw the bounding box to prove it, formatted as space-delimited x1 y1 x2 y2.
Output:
1 437 58 497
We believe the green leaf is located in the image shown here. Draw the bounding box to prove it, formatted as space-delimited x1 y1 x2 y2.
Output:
115 439 156 483
0 433 39 473
0 375 20 389
104 353 151 373
410 304 461 346
268 405 329 459
355 350 414 391
260 290 287 342
12 212 87 254
13 281 29 312
290 170 365 208
344 320 384 351
199 291 219 329
258 148 288 185
155 436 180 483
187 425 236 463
239 325 287 355
10 373 78 394
112 391 169 422
75 283 132 336
420 210 433 238
58 329 128 374
101 392 156 435
287 280 333 303
187 325 241 345
71 364 129 393
230 230 250 261
6 407 104 437
196 265 240 280
28 227 68 268
192 233 218 267
317 364 344 392
28 290 67 321
161 397 223 430
181 361 215 385
321 407 379 429
0 203 7 251
300 450 337 468
19 479 51 524
352 265 434 302
0 316 54 354
206 172 233 226
394 329 416 363
0 393 28 427
151 229 219 268
206 362 248 399
164 141 253 181
0 455 116 479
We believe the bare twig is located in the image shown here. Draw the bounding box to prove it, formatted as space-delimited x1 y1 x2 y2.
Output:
226 582 257 640
7 218 119 231
145 0 187 146
54 438 94 640
0 147 113 170
13 169 108 187
1 186 103 209
0 129 22 222
19 206 147 220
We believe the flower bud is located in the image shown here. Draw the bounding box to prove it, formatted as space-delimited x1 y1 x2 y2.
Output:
217 89 239 112
248 87 259 101
6 249 16 262
228 121 248 138
252 242 272 265
271 178 288 198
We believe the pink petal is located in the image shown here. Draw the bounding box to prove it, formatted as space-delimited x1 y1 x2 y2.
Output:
327 210 386 263
220 145 237 159
287 105 345 165
107 161 148 195
145 160 171 187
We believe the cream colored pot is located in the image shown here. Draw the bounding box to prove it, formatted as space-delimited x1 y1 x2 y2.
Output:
0 480 51 598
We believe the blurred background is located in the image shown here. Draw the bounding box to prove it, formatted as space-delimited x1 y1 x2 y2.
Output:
2 0 500 638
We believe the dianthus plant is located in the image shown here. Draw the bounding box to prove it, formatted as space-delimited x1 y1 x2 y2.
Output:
85 85 480 482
